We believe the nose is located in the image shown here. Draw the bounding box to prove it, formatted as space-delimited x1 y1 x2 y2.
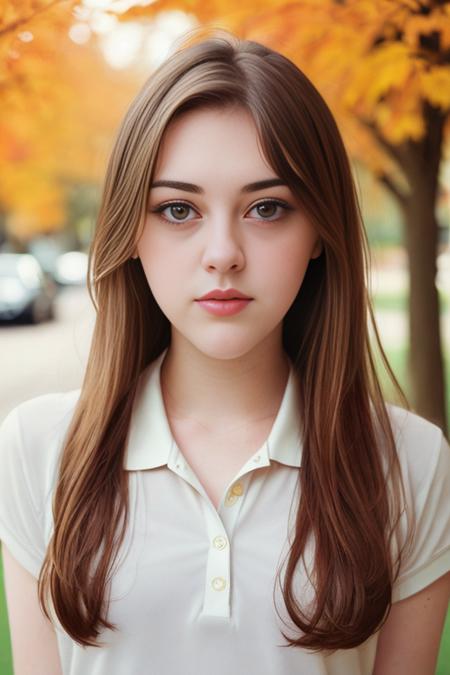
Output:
201 218 245 274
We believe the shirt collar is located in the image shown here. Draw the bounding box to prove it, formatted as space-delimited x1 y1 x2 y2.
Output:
124 348 302 470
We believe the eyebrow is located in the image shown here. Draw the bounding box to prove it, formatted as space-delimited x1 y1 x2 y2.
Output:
150 178 287 193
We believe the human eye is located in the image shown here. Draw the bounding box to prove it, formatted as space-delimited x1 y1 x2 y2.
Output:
246 198 294 221
150 200 199 224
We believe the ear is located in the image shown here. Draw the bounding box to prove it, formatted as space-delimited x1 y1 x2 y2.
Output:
131 250 139 260
311 238 323 260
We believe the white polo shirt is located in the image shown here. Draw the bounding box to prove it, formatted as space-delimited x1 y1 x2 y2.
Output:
1 347 450 675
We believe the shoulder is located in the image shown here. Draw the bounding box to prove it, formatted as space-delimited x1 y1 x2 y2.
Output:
1 389 81 441
384 402 446 484
4 388 81 432
0 391 81 577
382 404 450 602
0 389 81 482
385 402 442 445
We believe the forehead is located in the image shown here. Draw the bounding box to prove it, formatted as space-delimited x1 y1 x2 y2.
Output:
152 106 276 187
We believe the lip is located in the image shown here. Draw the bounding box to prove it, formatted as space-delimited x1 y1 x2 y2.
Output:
196 298 252 317
196 288 252 301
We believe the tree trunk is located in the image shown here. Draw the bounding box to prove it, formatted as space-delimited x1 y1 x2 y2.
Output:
402 195 448 434
398 103 448 435
368 102 448 435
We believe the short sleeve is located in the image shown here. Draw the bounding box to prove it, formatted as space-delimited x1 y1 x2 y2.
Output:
392 427 450 603
0 406 46 578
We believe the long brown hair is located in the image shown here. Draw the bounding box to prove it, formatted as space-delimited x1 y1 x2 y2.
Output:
38 26 412 651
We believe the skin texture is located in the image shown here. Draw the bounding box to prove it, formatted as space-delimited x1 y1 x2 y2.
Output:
373 570 450 675
2 543 62 675
137 105 322 437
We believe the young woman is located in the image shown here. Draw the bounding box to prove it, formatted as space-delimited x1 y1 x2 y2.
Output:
1 27 449 675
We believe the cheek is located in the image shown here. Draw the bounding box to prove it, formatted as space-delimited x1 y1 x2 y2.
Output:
258 238 312 300
142 259 181 306
137 230 184 301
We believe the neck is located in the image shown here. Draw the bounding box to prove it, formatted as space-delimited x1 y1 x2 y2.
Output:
160 331 291 434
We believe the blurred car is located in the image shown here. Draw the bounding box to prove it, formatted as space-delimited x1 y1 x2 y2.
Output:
53 251 88 286
0 253 56 324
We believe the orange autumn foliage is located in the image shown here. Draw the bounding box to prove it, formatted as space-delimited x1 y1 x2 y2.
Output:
2 1 449 238
0 1 142 239
115 0 450 181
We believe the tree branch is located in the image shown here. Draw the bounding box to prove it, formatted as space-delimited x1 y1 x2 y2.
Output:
377 171 409 209
357 115 406 167
0 0 68 39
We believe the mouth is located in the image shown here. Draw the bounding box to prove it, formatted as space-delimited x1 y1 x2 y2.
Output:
195 297 252 316
196 289 253 301
199 297 244 301
195 298 253 303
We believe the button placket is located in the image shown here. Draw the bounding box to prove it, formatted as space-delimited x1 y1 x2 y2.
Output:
219 446 271 535
171 441 271 620
200 504 231 618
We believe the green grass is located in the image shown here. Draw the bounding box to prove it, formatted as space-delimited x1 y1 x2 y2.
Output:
1 332 449 674
0 550 11 675
440 610 450 675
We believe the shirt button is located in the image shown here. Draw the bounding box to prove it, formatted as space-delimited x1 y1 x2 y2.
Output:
253 455 261 463
211 576 227 591
224 492 238 507
212 535 227 550
231 481 244 496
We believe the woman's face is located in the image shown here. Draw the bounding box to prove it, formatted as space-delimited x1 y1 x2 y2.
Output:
137 105 322 361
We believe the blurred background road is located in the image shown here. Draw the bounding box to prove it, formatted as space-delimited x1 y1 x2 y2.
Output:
0 286 95 419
